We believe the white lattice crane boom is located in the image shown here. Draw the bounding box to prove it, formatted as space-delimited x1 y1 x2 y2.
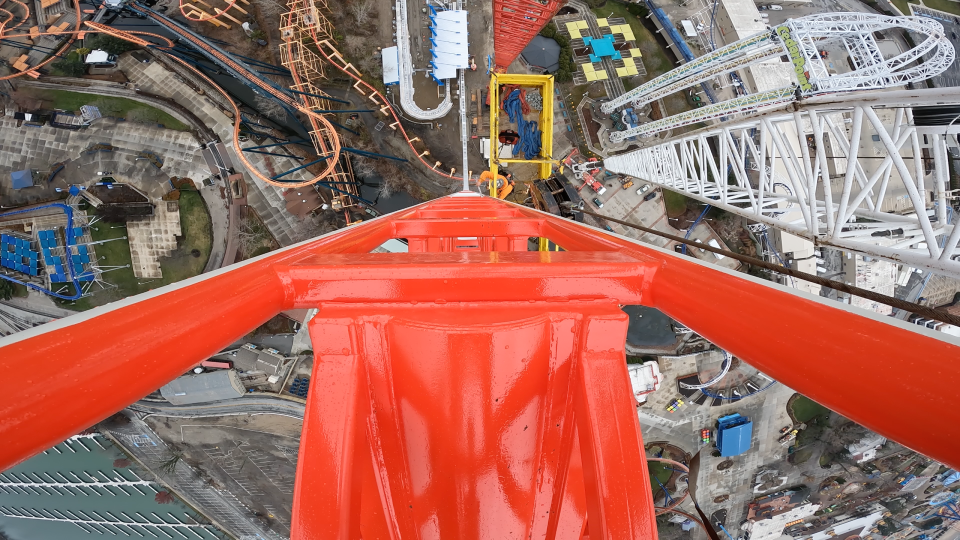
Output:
603 89 960 278
602 14 955 142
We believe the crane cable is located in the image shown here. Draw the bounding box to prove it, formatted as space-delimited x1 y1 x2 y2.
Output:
574 207 960 327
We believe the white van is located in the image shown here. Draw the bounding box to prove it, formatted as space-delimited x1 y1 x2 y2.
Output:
769 4 783 9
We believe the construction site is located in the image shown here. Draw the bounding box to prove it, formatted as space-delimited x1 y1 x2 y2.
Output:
1 0 960 537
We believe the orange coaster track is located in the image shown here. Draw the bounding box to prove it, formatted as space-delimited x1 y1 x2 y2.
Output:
2 0 465 188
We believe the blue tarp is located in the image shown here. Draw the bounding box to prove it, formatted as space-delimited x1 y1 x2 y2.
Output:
10 169 31 189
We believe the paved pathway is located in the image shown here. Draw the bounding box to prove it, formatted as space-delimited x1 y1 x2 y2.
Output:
16 77 234 271
566 0 627 99
120 53 311 247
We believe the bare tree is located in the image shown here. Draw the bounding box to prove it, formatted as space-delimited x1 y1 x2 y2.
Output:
238 214 271 258
351 156 376 179
157 449 184 475
343 35 366 58
349 0 375 25
375 160 406 199
291 212 339 243
358 53 382 79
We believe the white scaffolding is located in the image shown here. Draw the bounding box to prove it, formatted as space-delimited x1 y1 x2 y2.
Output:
600 13 955 142
603 89 960 278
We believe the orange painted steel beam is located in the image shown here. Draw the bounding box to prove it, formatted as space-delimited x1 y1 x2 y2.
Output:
0 195 959 540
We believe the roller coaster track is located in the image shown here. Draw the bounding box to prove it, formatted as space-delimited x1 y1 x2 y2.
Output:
0 0 80 81
0 0 30 33
1 0 462 188
281 0 460 182
132 7 343 188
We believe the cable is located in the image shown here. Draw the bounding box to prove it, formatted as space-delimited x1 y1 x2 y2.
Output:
758 228 796 288
574 207 960 327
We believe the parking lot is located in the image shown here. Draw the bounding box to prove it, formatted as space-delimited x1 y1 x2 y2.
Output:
145 414 302 538
585 173 741 271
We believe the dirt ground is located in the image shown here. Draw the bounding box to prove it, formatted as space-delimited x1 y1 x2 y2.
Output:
146 414 303 537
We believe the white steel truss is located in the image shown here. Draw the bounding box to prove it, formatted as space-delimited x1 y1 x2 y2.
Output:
0 506 217 538
603 13 954 142
603 89 960 278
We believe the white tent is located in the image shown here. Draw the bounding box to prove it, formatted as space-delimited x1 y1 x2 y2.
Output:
382 46 400 85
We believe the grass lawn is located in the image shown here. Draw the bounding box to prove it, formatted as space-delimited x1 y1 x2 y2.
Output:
919 0 960 15
890 0 913 12
34 89 190 131
790 447 813 465
70 191 212 310
791 395 831 423
662 190 687 218
648 461 673 494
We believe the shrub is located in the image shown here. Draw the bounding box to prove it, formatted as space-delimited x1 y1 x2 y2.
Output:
540 22 574 81
52 52 86 77
85 34 139 55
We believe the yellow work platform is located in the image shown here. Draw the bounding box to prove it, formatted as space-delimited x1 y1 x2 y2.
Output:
488 73 555 192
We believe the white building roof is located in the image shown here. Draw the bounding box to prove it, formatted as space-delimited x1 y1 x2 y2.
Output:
721 0 767 40
750 503 820 540
851 255 897 315
750 59 795 92
627 361 662 403
382 46 399 85
84 50 110 64
160 370 245 405
430 10 469 80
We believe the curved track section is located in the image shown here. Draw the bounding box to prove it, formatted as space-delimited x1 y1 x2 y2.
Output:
0 0 460 186
394 0 452 120
606 13 955 142
135 7 343 188
130 396 306 418
678 350 731 390
285 0 460 181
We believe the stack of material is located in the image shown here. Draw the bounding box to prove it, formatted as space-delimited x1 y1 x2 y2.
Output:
526 89 543 111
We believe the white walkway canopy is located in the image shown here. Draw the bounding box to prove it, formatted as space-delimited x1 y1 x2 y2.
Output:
429 9 469 81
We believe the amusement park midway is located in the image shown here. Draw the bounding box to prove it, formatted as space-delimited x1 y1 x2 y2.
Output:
1 0 960 538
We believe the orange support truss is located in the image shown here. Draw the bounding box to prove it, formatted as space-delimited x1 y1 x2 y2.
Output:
493 0 564 69
1 194 958 539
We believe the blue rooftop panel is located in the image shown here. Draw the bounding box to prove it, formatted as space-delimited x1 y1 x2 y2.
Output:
589 35 617 58
717 419 752 457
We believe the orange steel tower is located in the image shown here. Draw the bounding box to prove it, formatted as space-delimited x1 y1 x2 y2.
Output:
493 0 564 69
1 194 959 539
